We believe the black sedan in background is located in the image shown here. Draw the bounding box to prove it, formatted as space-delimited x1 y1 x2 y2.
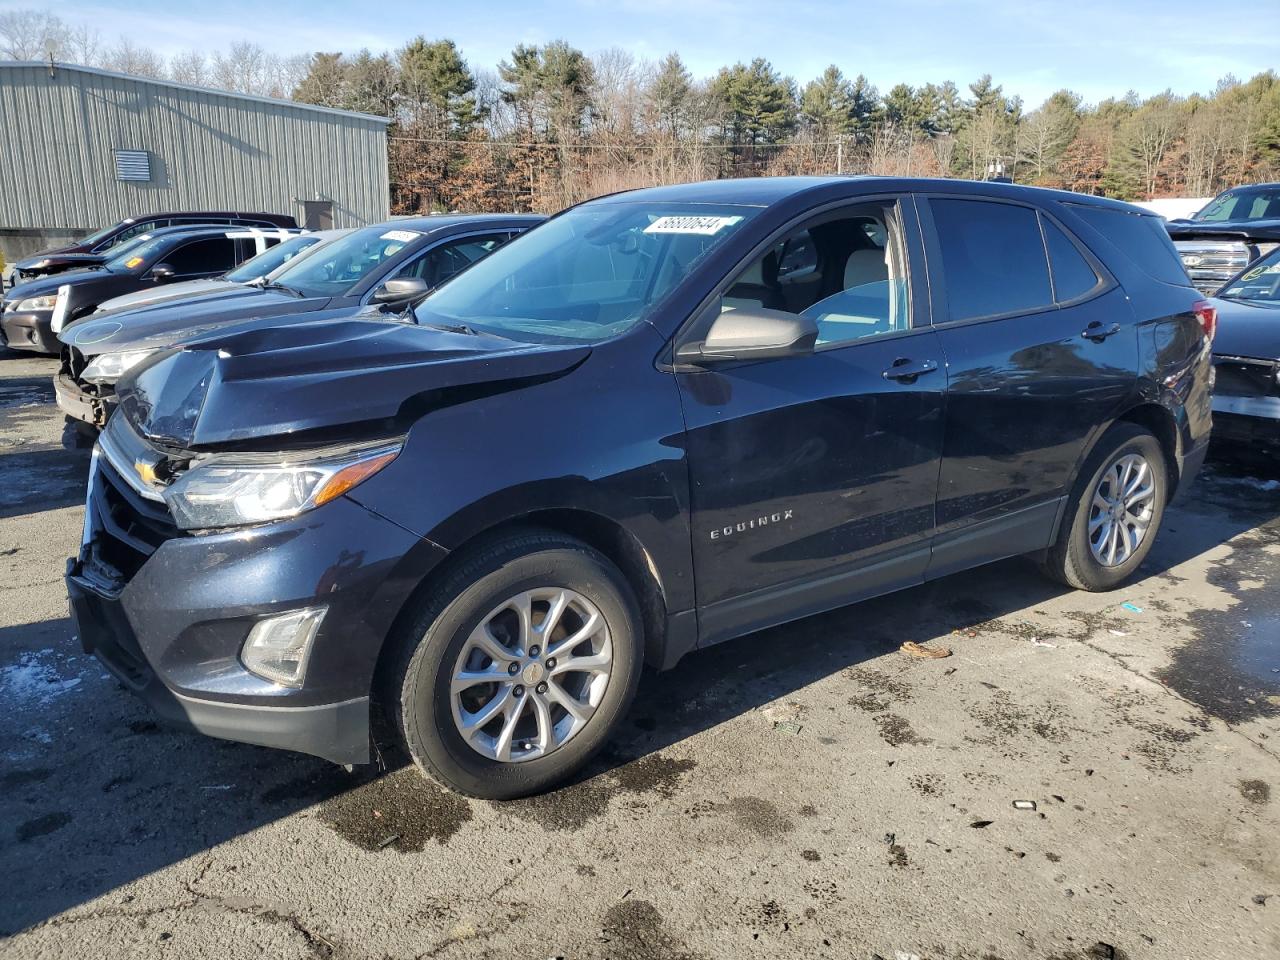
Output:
2 225 299 353
1209 246 1280 449
55 214 543 429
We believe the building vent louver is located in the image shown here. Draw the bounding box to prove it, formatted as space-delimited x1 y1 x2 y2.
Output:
114 150 151 182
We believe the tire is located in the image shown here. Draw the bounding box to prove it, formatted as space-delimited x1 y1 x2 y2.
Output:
389 530 644 799
1039 423 1168 591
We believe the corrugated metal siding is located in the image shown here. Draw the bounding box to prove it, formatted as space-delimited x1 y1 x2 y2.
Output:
0 63 389 231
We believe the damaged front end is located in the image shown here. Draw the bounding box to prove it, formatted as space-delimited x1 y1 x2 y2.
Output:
65 317 590 763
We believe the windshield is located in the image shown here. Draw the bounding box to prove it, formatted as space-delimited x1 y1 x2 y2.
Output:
271 224 425 297
225 235 320 283
1220 247 1280 303
78 220 131 248
415 203 760 343
1194 187 1280 223
102 235 175 273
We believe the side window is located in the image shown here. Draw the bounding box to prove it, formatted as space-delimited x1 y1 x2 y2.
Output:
394 233 511 288
1041 217 1101 303
110 220 166 248
930 198 1052 321
163 237 237 276
719 202 909 347
1066 204 1190 287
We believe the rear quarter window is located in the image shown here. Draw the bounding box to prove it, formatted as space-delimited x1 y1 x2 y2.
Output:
1066 204 1191 287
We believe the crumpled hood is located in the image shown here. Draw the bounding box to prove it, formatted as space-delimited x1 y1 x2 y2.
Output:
59 288 325 355
1212 297 1280 360
16 251 106 271
116 318 590 449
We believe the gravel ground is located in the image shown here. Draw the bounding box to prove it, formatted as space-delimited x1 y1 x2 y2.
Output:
0 347 1277 960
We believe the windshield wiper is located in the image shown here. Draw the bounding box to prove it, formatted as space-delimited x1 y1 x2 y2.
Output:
250 277 303 298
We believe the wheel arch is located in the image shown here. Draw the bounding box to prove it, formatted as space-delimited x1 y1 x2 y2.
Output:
372 507 682 714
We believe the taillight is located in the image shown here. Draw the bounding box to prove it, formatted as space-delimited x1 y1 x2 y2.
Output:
1193 299 1217 341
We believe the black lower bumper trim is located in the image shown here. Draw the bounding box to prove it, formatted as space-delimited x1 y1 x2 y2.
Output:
67 563 371 766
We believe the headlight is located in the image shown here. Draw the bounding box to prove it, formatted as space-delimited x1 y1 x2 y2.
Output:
162 440 401 530
80 349 158 384
15 294 58 311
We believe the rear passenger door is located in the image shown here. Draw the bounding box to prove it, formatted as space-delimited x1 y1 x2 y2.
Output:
677 198 947 644
920 196 1138 578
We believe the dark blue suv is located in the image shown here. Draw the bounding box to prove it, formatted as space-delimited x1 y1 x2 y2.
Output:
67 177 1214 798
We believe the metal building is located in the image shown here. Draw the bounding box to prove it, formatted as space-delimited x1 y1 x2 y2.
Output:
0 61 390 261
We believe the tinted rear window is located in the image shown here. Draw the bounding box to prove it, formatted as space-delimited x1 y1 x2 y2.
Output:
930 198 1053 321
1067 204 1190 287
1042 218 1101 302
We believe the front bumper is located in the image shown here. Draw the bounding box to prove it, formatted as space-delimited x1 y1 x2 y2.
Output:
66 453 447 765
1 309 59 353
54 372 115 428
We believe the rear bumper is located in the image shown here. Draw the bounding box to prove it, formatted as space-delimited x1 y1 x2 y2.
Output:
1210 409 1280 449
1212 393 1280 420
1 310 59 353
54 372 114 428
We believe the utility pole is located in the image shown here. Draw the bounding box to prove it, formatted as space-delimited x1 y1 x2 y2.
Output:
836 137 843 175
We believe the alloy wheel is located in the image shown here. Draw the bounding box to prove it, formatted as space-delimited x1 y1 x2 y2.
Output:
1087 452 1156 567
449 588 613 762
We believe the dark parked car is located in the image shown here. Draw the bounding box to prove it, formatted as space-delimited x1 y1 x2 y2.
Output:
68 177 1213 799
5 211 298 286
1166 184 1280 294
53 216 541 429
2 225 302 354
1206 245 1280 448
87 230 333 317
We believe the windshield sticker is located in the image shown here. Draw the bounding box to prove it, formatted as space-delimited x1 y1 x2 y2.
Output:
381 229 422 243
124 256 144 269
644 215 743 236
1241 263 1280 281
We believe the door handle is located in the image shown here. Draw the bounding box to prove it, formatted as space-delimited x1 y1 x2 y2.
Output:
882 358 939 383
1081 321 1122 342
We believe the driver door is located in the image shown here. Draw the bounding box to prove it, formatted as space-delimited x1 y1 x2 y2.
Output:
674 198 947 645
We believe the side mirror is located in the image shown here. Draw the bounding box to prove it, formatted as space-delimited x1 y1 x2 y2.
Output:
676 305 818 364
371 277 430 305
151 263 176 282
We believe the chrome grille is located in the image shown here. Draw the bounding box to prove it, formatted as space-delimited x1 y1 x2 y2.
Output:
1176 240 1252 295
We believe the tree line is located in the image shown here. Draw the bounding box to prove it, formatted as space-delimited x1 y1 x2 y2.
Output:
4 9 1279 214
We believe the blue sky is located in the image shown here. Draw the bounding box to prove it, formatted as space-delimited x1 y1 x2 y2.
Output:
14 0 1274 106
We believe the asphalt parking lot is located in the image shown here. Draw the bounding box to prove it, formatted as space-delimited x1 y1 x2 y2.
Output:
0 347 1277 960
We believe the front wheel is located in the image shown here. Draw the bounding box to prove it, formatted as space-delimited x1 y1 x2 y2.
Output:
390 531 644 799
1040 423 1168 591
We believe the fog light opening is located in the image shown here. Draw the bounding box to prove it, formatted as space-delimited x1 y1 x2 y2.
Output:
241 606 326 688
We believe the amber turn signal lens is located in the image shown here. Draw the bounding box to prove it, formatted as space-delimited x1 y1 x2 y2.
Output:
313 451 399 507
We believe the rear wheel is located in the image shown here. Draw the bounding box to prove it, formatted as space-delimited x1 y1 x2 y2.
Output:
390 531 643 799
1040 423 1168 591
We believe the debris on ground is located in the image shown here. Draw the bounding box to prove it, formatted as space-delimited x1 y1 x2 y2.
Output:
761 700 805 724
1030 638 1057 648
1108 630 1129 637
970 819 994 829
952 627 979 638
1012 800 1037 811
1120 602 1144 613
1253 893 1270 906
773 720 804 736
900 641 952 659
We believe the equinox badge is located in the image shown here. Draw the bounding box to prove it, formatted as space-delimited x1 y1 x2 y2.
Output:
710 509 794 541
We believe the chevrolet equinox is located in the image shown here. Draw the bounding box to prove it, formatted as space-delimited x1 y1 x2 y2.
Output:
68 177 1214 798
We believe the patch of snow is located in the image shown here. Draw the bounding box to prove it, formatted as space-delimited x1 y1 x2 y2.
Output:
0 651 83 705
